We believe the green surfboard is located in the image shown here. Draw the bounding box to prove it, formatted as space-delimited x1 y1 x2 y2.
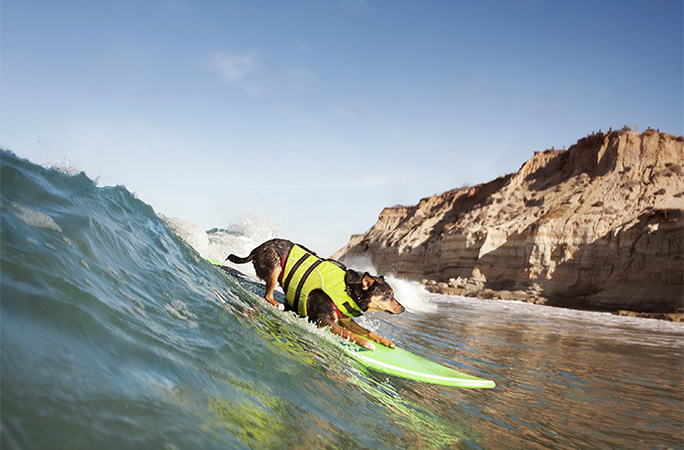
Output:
209 258 495 388
338 339 495 388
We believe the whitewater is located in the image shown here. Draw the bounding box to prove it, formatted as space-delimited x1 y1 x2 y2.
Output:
1 149 682 449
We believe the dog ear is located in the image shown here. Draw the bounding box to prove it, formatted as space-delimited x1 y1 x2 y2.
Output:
362 272 375 290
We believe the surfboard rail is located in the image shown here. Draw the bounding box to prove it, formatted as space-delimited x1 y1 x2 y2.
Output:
339 339 496 388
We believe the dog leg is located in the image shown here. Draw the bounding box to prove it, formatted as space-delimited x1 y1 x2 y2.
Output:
264 266 285 311
329 322 375 350
339 317 395 349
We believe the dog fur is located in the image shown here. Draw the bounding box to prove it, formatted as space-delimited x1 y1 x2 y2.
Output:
227 238 404 350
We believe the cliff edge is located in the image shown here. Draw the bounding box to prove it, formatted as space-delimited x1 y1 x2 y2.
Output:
334 129 684 319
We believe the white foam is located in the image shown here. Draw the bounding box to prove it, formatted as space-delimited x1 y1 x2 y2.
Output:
11 203 63 232
162 215 279 280
435 292 684 347
386 275 437 313
161 215 211 256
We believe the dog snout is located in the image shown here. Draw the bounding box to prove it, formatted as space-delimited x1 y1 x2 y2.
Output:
389 299 405 314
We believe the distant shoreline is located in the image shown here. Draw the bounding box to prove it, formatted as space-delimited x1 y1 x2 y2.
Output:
423 281 684 322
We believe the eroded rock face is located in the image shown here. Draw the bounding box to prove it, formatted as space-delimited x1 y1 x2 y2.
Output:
334 129 684 315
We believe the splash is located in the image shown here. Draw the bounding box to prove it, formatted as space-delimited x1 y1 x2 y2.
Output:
342 255 437 313
163 214 279 280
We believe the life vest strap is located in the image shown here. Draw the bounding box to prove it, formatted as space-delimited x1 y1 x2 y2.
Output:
281 244 363 318
342 301 362 317
282 250 309 295
327 297 343 319
293 258 323 313
278 251 289 284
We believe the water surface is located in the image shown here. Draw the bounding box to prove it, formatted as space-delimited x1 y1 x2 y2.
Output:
2 150 682 449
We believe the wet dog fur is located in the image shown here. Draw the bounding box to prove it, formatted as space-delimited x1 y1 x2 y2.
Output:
227 238 404 350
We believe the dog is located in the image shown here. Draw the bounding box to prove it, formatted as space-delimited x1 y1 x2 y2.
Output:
226 238 404 350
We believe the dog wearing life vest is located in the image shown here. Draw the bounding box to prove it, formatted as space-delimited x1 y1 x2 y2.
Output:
226 238 405 350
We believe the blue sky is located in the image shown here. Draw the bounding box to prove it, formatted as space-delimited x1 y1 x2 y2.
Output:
3 0 683 256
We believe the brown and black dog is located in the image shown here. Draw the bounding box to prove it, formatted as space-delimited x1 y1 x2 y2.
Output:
227 238 404 350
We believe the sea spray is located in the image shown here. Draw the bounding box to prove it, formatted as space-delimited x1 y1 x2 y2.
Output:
162 215 279 280
342 255 437 313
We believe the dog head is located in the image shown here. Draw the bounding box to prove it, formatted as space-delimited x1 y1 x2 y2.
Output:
345 271 405 315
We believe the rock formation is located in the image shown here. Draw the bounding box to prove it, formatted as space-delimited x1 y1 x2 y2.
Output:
334 129 684 319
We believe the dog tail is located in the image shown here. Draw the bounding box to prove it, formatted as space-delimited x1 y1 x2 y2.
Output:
226 252 254 264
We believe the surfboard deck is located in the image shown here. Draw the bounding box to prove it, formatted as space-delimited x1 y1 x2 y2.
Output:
338 339 495 388
208 258 496 388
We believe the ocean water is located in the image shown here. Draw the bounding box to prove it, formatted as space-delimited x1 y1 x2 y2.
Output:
1 149 682 450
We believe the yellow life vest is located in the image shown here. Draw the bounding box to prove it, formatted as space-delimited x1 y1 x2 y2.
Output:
281 245 363 318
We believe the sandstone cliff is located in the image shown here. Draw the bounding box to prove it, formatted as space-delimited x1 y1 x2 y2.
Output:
334 129 684 318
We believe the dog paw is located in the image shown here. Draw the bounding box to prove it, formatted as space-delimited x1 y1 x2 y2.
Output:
377 338 395 348
362 342 376 351
276 303 285 311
